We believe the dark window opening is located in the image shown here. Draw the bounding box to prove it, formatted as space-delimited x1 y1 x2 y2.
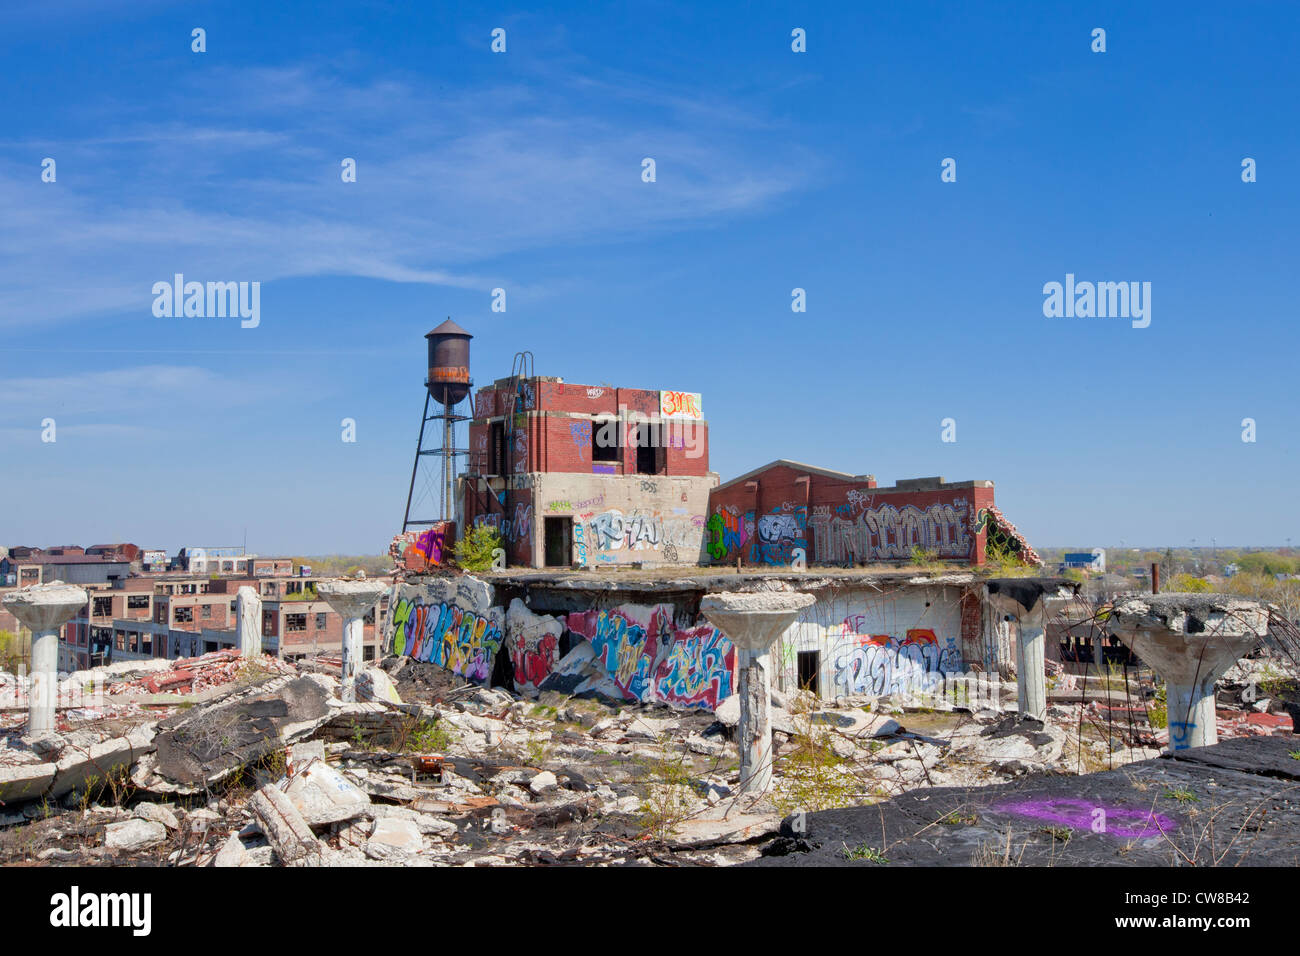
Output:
797 650 821 696
127 595 149 610
489 421 506 474
286 613 307 633
93 597 113 617
592 418 621 462
633 422 667 475
544 517 572 567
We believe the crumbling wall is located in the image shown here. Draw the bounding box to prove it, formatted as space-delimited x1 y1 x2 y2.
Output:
504 598 564 695
561 603 735 709
385 577 504 684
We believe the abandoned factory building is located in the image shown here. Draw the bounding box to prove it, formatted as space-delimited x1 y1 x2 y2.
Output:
461 377 716 568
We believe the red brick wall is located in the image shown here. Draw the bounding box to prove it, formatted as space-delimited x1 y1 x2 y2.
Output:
463 481 534 566
468 380 708 478
707 465 992 567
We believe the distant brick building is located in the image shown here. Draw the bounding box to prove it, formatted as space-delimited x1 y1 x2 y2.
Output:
462 376 716 567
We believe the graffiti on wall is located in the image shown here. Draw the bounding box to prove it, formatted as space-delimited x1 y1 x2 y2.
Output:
660 390 703 419
569 420 592 459
751 506 807 565
706 505 751 561
653 624 735 708
831 627 962 697
388 524 452 572
565 603 735 709
580 508 704 562
505 599 564 694
387 581 504 684
810 497 971 563
474 502 532 547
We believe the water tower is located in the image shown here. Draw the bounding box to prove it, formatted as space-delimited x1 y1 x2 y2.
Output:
402 319 473 531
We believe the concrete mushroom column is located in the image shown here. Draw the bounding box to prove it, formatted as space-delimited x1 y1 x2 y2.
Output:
236 585 263 658
2 582 89 735
700 590 814 795
1107 594 1269 752
316 581 386 703
984 584 1048 722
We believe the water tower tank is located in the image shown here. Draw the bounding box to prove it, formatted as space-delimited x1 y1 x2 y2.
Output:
425 319 472 406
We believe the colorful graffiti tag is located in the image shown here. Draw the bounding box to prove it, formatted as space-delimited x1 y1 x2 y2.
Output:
831 627 961 697
583 508 703 561
751 506 807 565
706 505 750 561
660 390 703 419
811 498 971 563
653 624 735 708
388 524 451 572
389 596 504 683
565 603 735 709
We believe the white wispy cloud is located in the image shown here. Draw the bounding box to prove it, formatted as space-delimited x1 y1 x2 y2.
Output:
0 61 813 330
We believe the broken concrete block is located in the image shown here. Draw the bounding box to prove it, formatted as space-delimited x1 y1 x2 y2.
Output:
528 770 557 795
357 666 402 705
249 784 324 867
284 761 370 826
365 816 423 860
51 728 156 799
104 818 168 852
213 832 247 868
133 802 180 830
0 761 57 804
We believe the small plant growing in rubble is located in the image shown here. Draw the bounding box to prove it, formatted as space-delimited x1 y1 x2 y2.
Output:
1288 750 1300 761
1147 681 1168 729
839 842 888 863
1257 662 1296 699
523 735 552 767
406 719 455 753
772 712 860 816
1163 787 1198 804
454 525 505 572
1038 826 1072 843
635 737 696 841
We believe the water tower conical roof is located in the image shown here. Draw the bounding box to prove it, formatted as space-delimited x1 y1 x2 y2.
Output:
426 318 471 338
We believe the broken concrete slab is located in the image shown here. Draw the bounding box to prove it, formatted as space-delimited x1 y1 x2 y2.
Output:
133 802 180 830
141 676 331 793
51 727 156 799
104 818 168 852
0 761 57 804
365 816 423 860
284 761 370 826
249 784 324 867
357 666 402 705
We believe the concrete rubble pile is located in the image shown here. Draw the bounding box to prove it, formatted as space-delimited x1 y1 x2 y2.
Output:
0 645 1145 867
0 586 1294 866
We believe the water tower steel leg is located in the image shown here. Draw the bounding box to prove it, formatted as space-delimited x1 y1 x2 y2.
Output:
402 391 432 533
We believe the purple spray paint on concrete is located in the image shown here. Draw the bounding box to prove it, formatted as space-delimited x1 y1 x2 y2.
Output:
994 798 1177 839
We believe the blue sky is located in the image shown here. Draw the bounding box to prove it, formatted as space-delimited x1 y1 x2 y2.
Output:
1 1 1296 554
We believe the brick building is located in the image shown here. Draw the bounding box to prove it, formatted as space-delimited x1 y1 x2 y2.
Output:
462 376 717 567
706 461 1036 568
